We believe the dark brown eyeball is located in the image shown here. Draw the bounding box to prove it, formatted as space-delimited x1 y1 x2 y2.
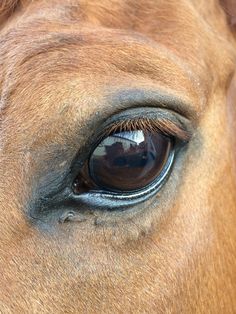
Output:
88 130 172 192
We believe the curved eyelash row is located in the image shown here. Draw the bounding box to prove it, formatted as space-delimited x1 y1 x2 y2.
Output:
101 117 191 141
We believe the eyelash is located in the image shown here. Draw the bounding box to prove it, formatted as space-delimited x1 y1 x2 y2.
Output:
100 116 190 142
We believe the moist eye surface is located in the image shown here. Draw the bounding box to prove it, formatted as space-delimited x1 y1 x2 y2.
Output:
89 130 172 192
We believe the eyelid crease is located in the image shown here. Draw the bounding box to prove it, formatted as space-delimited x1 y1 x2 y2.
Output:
101 117 191 142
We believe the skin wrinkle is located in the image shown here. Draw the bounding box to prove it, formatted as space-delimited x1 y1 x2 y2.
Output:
0 0 236 313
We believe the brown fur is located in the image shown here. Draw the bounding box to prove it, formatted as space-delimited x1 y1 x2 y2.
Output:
0 1 236 313
0 0 18 17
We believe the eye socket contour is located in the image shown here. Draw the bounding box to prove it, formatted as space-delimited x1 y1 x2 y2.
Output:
29 107 192 224
89 129 172 192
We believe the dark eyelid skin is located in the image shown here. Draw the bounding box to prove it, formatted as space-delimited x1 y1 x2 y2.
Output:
107 88 198 122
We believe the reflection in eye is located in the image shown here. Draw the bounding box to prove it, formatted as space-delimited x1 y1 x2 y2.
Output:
89 130 172 192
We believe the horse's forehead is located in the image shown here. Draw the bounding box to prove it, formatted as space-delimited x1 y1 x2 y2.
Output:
0 0 234 119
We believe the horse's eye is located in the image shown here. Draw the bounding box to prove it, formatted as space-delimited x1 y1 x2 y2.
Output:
88 130 172 192
71 108 190 209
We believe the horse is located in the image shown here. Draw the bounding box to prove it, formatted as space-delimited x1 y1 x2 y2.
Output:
0 0 236 312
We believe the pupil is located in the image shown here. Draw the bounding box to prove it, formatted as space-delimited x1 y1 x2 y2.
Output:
89 130 172 192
